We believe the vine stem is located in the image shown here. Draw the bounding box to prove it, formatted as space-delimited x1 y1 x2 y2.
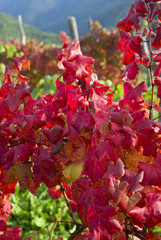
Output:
153 114 161 121
60 184 86 240
121 210 147 240
60 184 80 225
24 220 75 240
68 225 86 240
50 206 68 240
146 3 155 119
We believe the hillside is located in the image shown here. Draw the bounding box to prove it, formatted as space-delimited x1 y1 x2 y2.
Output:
0 0 133 36
0 12 60 44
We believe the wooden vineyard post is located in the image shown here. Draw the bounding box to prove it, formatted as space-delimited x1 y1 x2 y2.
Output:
88 18 93 31
68 16 79 40
18 15 26 45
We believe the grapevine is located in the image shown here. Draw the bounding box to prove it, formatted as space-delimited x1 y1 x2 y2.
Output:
1 1 161 239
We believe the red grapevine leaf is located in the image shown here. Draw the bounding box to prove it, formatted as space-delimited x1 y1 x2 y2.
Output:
66 85 88 111
57 39 82 69
139 153 161 186
102 159 125 180
145 231 161 240
119 81 148 111
127 81 148 98
146 0 161 2
33 148 62 188
72 177 92 225
132 0 148 14
0 220 7 231
90 86 111 130
118 31 131 53
13 53 30 72
154 63 161 77
63 138 87 163
154 77 161 97
154 52 161 62
4 91 20 113
113 181 129 204
47 187 62 199
84 137 109 182
14 163 33 188
72 177 108 225
2 162 38 193
84 155 107 182
153 53 161 76
74 230 89 240
118 31 143 65
119 192 142 213
123 170 144 193
110 109 133 126
25 109 47 129
116 6 140 32
43 124 67 144
121 61 140 80
120 125 138 150
3 144 34 166
63 54 94 81
3 66 13 84
142 27 149 37
88 207 122 240
0 227 22 240
17 74 30 83
59 31 71 43
149 2 161 21
72 110 94 133
129 192 161 228
152 27 161 49
114 159 125 179
0 195 12 218
123 36 143 65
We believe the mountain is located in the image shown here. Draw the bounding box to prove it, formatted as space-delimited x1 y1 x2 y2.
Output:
0 0 133 36
0 12 60 44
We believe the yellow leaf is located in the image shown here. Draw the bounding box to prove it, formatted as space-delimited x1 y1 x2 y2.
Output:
22 59 30 71
63 139 87 162
125 149 154 172
63 161 84 181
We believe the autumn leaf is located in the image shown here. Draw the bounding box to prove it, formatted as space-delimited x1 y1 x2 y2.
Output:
125 149 154 172
0 227 22 240
13 53 30 72
149 1 161 21
118 31 142 65
63 138 87 163
139 153 161 186
63 54 94 81
129 192 161 228
152 27 161 49
121 61 140 80
63 161 84 180
116 6 140 32
120 192 142 212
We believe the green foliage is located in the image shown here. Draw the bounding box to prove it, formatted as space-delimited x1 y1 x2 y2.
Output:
7 184 74 240
100 79 124 102
5 44 18 58
0 42 22 87
31 75 58 99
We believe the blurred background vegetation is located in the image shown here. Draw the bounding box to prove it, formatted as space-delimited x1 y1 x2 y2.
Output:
0 13 60 45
